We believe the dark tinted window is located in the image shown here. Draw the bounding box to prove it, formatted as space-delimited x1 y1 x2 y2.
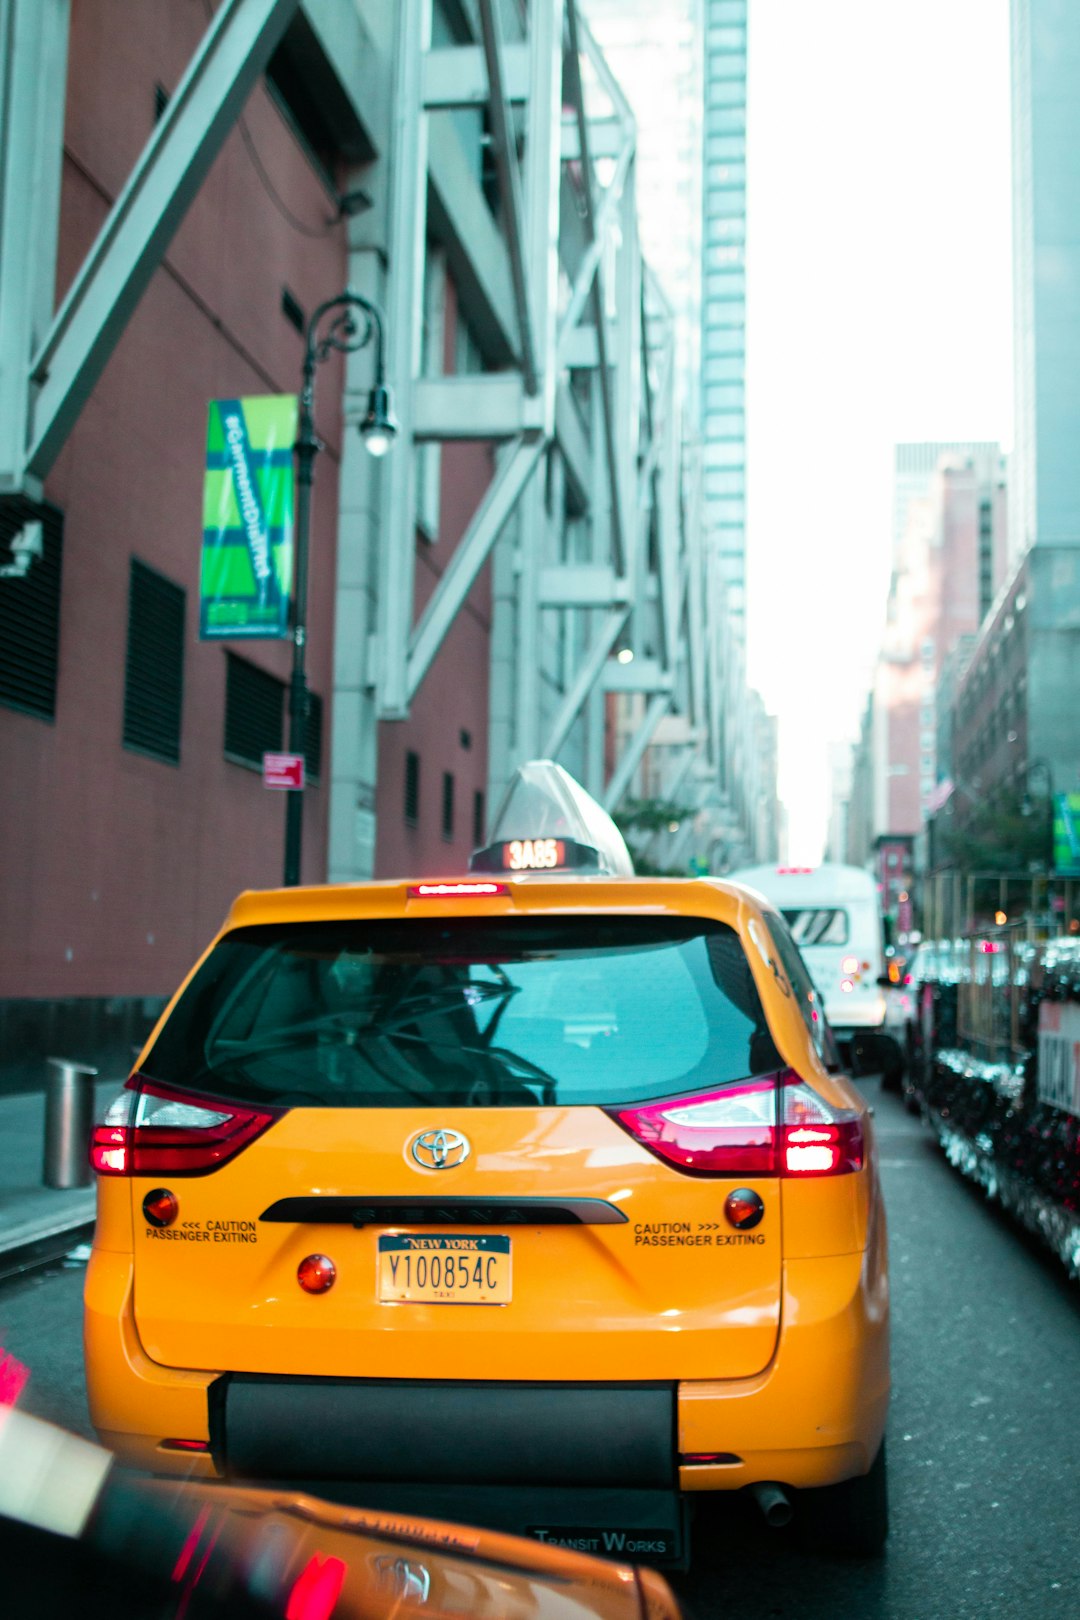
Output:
144 916 781 1109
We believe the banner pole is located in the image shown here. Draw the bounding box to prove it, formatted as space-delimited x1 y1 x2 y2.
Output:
284 342 319 887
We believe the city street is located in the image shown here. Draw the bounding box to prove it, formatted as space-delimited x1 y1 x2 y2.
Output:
2 1084 1077 1619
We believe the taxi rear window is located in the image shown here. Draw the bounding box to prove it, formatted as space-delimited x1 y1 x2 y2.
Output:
143 916 781 1109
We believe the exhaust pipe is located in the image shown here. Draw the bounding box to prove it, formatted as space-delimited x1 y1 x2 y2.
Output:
750 1481 793 1529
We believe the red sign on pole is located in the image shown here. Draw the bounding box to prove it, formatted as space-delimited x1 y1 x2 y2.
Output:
263 752 305 791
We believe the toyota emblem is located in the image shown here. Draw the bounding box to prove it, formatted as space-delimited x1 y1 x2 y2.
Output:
410 1128 471 1170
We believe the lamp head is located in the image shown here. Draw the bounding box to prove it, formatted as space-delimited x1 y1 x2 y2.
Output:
360 383 398 457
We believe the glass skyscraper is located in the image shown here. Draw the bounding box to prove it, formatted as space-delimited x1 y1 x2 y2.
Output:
701 0 748 634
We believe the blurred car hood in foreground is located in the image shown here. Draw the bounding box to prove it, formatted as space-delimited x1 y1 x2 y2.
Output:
0 1398 681 1620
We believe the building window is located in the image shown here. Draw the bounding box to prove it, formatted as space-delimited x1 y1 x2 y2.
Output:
706 134 745 162
123 559 185 764
281 287 306 334
442 770 455 842
304 689 323 784
0 498 63 721
264 36 339 198
473 788 485 848
704 440 745 469
224 653 283 769
404 750 420 826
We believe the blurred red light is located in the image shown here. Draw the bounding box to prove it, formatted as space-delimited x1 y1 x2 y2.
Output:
171 1505 211 1584
0 1347 29 1408
286 1554 348 1620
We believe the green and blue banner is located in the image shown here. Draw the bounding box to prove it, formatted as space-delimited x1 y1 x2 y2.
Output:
199 395 298 639
1053 792 1080 877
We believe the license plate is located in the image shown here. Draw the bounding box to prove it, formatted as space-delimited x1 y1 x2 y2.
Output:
377 1234 511 1305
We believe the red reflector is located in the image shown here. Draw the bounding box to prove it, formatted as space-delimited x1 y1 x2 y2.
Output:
91 1078 281 1177
161 1438 210 1453
143 1188 179 1228
298 1254 337 1294
286 1554 348 1620
680 1452 743 1466
407 881 510 898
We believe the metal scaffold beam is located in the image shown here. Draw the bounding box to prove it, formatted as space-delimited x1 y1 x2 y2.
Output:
25 0 300 483
0 0 774 875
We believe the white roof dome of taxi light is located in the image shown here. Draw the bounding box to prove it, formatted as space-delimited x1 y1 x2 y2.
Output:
470 760 635 878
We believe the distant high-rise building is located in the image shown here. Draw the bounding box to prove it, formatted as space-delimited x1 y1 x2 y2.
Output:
701 0 748 633
892 442 1004 559
847 446 1008 862
926 0 1080 856
582 0 704 411
1011 0 1080 563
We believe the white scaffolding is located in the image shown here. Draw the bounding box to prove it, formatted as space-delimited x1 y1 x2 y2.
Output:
0 0 772 874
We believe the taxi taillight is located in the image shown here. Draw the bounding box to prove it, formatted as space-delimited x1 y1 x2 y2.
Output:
90 1077 280 1176
609 1070 863 1178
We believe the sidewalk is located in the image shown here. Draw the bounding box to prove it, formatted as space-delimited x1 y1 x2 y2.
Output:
0 1081 125 1268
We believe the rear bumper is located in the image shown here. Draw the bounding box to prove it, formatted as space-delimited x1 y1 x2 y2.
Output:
216 1375 676 1487
86 1241 888 1495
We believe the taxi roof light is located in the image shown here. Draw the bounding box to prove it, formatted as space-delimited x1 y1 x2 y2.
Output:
609 1071 863 1179
470 759 634 879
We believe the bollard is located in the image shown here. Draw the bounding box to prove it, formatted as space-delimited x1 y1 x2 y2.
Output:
43 1058 99 1190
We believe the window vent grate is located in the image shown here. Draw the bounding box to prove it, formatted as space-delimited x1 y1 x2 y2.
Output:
123 559 185 764
224 653 284 769
442 770 455 842
404 750 420 826
304 689 323 783
0 498 64 721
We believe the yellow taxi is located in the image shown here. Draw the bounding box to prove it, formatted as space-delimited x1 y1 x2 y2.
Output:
85 764 890 1562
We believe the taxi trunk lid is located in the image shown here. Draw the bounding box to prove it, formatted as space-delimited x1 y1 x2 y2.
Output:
129 1100 783 1382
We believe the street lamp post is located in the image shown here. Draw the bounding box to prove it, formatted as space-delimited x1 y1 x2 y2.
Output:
284 291 397 887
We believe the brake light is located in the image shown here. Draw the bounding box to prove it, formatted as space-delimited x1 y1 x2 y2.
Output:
609 1070 863 1178
90 1078 281 1176
407 881 510 898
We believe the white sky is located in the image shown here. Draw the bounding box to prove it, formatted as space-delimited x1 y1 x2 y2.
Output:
743 0 1014 860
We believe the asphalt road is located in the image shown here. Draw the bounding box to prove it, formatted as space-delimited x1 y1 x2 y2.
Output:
1 1086 1078 1618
